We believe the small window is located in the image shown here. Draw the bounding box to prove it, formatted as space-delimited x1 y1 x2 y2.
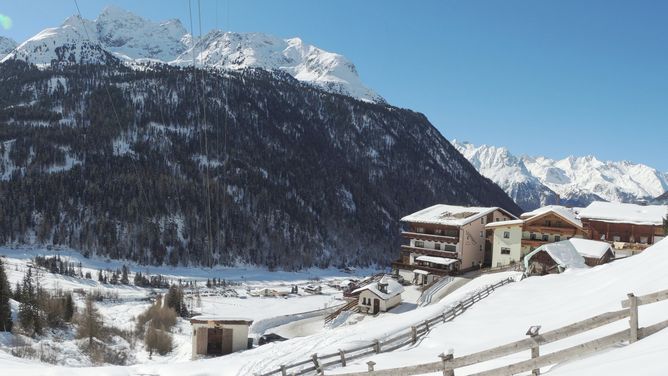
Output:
554 235 561 242
415 227 424 233
434 229 442 235
435 243 441 250
503 231 510 239
480 231 484 238
496 217 500 222
501 247 511 255
530 233 537 240
479 245 483 251
481 218 485 224
415 240 425 248
542 234 549 241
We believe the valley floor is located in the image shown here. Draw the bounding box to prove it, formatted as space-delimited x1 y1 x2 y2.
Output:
2 240 668 375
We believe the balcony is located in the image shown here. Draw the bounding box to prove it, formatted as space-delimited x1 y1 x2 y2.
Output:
400 245 458 258
523 225 577 237
391 261 453 276
401 231 459 244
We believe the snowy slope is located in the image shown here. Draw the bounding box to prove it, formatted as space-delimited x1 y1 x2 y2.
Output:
0 36 16 60
2 6 381 102
454 141 668 210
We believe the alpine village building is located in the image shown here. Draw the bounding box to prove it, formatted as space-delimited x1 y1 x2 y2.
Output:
578 201 667 247
393 204 517 285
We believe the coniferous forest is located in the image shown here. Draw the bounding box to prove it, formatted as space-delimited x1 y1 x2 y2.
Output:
0 59 520 269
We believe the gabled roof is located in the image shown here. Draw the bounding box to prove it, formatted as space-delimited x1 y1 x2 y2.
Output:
401 204 517 227
521 205 583 229
568 238 614 259
579 201 668 226
523 240 588 270
352 276 404 300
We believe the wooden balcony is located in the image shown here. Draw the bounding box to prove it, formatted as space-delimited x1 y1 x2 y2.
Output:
523 225 577 236
401 231 459 244
391 261 453 276
400 245 458 258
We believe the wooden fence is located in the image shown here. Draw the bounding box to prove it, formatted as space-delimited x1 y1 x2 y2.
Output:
328 287 668 376
256 277 517 376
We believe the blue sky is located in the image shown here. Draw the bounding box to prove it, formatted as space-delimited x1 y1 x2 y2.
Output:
1 1 667 170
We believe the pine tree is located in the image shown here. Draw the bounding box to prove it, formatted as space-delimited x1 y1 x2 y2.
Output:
18 267 41 335
63 292 74 322
0 259 13 332
120 265 129 285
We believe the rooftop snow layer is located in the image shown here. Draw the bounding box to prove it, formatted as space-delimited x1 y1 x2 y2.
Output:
352 276 404 300
521 205 583 228
415 255 459 266
524 240 588 270
568 238 613 259
485 219 524 228
579 201 668 226
401 204 516 227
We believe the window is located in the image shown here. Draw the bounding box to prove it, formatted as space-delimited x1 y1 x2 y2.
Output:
496 217 500 222
444 244 456 252
503 231 510 239
480 231 484 238
435 243 441 250
530 233 537 240
501 247 511 255
613 235 621 242
434 229 442 235
479 245 483 251
415 240 424 248
542 234 549 241
555 235 561 242
481 218 485 224
415 227 424 233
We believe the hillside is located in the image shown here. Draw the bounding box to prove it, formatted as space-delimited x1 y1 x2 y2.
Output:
0 59 519 269
454 140 668 210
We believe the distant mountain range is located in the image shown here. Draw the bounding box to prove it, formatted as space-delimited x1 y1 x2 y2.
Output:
0 7 519 269
0 5 381 102
453 141 668 211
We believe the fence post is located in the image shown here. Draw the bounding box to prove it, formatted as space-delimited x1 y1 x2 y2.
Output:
439 352 454 376
367 361 376 372
373 339 381 353
526 326 541 376
312 353 321 373
339 349 347 367
280 365 287 376
411 326 417 344
627 293 639 343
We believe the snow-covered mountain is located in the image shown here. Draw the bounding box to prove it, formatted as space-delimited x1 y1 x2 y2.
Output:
1 5 381 102
0 36 17 59
453 141 668 210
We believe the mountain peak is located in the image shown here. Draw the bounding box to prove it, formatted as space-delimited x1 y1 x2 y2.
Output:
455 142 668 210
4 6 382 102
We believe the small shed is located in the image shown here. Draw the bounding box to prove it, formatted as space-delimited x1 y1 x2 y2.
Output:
190 316 253 359
568 238 615 266
523 241 588 276
353 276 404 314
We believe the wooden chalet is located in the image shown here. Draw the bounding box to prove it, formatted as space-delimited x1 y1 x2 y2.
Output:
579 202 667 248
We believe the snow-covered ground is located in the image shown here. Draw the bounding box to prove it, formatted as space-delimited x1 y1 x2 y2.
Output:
3 239 668 375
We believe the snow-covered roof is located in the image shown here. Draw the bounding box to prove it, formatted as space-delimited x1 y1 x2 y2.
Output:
568 238 614 259
352 275 404 300
521 205 583 229
524 240 588 270
579 201 668 226
413 269 430 275
485 219 524 229
401 204 517 227
415 255 459 266
190 315 253 324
